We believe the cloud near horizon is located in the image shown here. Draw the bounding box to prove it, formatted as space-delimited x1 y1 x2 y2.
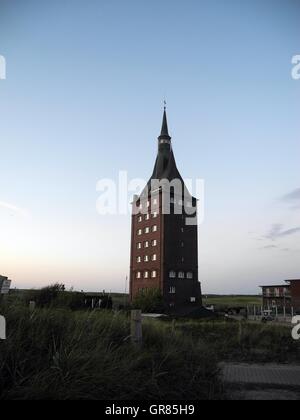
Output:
265 224 300 241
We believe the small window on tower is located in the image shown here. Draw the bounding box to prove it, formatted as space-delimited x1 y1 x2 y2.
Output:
152 239 157 247
136 272 141 279
169 286 176 294
144 271 149 279
187 272 193 279
137 229 142 236
144 255 149 262
137 242 142 249
152 225 158 232
153 211 158 218
136 256 141 263
145 227 150 234
144 241 149 248
151 270 157 278
153 198 158 205
169 271 176 278
145 214 150 221
178 271 185 279
138 216 143 223
152 254 157 261
190 297 196 303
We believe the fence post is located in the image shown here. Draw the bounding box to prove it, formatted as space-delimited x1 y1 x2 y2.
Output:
131 310 142 346
29 301 36 312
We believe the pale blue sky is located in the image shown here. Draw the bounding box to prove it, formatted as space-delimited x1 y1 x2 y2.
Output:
0 0 299 293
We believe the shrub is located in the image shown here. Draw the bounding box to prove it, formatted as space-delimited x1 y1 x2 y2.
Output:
132 288 164 313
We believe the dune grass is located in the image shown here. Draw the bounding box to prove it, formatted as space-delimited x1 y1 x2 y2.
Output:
0 305 222 400
173 320 300 363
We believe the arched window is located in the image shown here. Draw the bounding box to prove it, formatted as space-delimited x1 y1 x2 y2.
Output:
144 271 149 279
136 272 141 279
151 270 157 278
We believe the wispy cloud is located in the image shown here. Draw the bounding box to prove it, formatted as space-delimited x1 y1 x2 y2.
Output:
264 224 300 241
262 245 278 249
282 188 300 202
0 201 28 218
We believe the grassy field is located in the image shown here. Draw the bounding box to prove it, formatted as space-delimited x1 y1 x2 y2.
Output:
0 304 222 400
1 294 299 400
203 295 262 309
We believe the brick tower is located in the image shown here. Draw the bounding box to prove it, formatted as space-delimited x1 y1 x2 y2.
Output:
129 108 202 313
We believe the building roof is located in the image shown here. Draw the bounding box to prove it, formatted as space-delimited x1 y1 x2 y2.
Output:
158 108 171 141
285 279 300 283
259 284 290 288
141 108 193 200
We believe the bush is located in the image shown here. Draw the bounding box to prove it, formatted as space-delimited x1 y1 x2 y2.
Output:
132 288 164 313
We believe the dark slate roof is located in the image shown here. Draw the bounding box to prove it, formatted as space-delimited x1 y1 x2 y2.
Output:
140 109 192 199
158 108 171 140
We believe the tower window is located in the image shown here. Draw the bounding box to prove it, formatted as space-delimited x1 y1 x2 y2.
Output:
145 214 150 221
136 272 141 279
144 271 149 279
144 241 149 248
153 198 158 205
137 229 142 236
187 272 193 279
152 225 158 232
152 239 157 247
169 271 176 278
145 227 150 234
151 270 157 278
152 211 158 218
178 271 185 279
136 256 141 263
144 255 149 262
169 286 176 294
137 242 142 249
138 216 143 223
181 241 184 247
190 297 196 303
152 254 157 261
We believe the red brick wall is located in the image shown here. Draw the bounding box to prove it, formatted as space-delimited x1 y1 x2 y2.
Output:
130 195 162 301
290 281 300 311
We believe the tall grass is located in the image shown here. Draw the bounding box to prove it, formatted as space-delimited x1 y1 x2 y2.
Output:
0 305 222 400
174 320 300 363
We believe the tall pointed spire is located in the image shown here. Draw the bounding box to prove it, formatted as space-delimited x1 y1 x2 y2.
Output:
158 104 171 141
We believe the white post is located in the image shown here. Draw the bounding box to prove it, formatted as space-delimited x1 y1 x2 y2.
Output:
131 310 142 346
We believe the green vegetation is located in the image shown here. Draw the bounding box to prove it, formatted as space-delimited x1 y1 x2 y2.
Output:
0 304 222 400
173 320 299 364
203 295 261 310
132 288 163 313
1 290 298 400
